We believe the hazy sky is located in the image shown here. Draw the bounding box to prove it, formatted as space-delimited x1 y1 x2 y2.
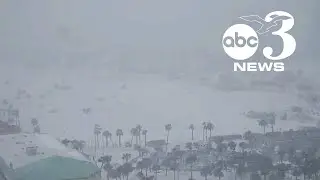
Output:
0 1 319 140
1 0 319 74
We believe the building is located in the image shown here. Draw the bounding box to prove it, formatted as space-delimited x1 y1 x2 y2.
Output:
0 109 20 127
0 108 21 136
0 133 100 180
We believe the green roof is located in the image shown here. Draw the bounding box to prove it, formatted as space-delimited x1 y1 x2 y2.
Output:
14 156 100 180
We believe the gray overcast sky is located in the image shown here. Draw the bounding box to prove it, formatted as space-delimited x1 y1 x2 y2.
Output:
0 0 320 140
0 0 319 74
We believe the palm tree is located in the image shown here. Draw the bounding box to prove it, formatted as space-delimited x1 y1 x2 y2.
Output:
189 124 195 140
98 155 112 169
170 160 179 180
202 122 207 141
185 142 193 151
200 165 212 180
206 122 214 139
268 113 276 132
142 130 148 147
31 118 40 133
239 142 247 153
120 163 134 180
161 157 171 176
102 130 111 148
277 150 286 163
136 161 144 173
116 129 123 147
275 163 289 180
250 172 261 180
186 154 197 180
228 141 237 152
79 140 85 152
236 163 246 180
31 118 38 127
152 164 161 180
33 125 41 133
136 124 142 144
292 167 302 180
213 168 224 180
140 158 152 177
258 119 268 134
259 158 273 180
122 153 131 163
130 128 137 146
94 124 102 153
165 124 172 152
243 130 254 148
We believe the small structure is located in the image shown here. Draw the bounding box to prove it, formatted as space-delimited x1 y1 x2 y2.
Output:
0 109 20 127
0 108 21 135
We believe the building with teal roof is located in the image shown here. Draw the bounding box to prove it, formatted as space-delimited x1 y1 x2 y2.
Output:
0 133 101 180
13 156 100 180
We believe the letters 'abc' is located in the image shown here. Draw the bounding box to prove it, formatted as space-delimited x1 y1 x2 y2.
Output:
223 32 258 48
222 24 259 60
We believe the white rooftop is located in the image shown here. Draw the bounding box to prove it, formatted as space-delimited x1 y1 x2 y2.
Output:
0 133 89 169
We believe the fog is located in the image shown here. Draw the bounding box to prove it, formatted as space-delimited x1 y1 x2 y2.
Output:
1 0 319 71
0 1 319 140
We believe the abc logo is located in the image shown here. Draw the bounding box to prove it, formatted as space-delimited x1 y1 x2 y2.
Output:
222 24 258 60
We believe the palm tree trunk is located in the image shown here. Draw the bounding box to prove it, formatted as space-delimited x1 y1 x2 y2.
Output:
166 131 170 152
131 136 134 146
109 137 114 147
136 136 138 145
205 129 208 141
118 136 121 147
202 128 205 141
106 137 109 148
102 139 105 155
177 170 180 180
263 126 266 134
97 135 100 148
144 135 147 147
209 130 212 139
173 170 176 180
138 132 141 143
94 135 97 155
190 164 193 180
191 130 194 140
145 168 148 176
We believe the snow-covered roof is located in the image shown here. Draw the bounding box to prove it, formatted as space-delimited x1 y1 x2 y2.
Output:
0 133 89 169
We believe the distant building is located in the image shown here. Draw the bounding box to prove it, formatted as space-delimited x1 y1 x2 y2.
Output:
0 109 20 127
210 134 242 143
0 108 21 135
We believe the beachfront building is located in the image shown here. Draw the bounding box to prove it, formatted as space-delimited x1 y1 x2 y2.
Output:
0 133 100 180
